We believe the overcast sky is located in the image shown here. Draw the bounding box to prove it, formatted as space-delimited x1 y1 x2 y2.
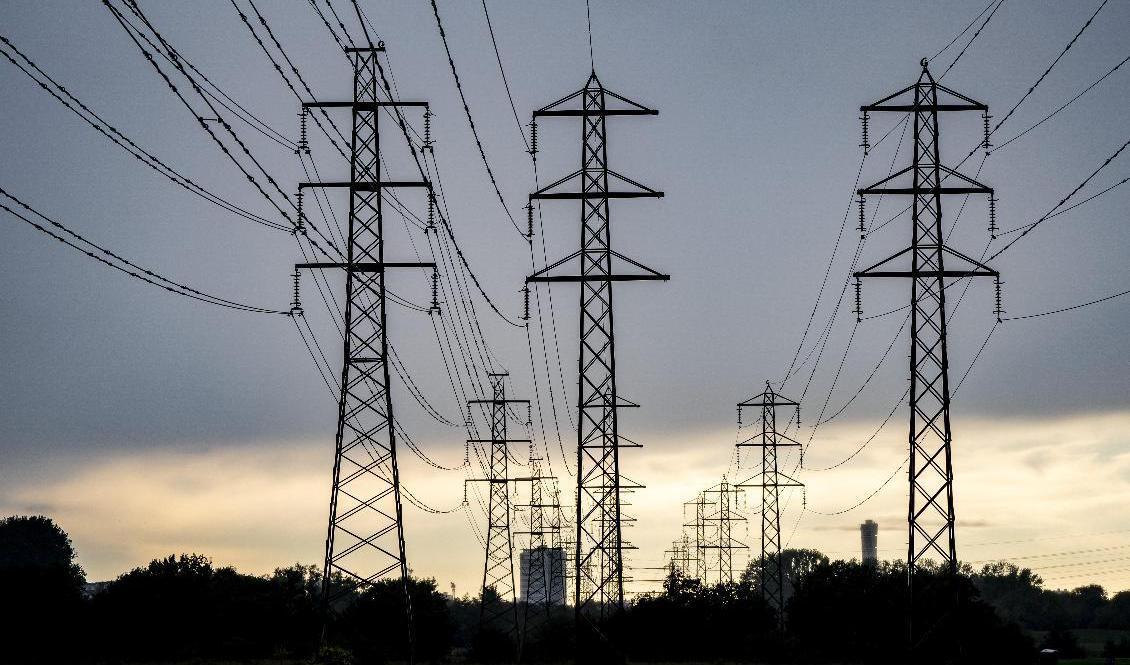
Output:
1 1 1128 595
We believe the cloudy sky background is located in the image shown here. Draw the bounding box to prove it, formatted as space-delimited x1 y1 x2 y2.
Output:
1 0 1128 595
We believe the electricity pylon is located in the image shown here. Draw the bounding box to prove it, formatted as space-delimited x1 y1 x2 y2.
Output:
853 58 999 651
737 383 803 624
295 45 434 658
515 443 561 643
701 478 748 585
465 372 530 648
683 493 717 583
664 535 694 578
525 70 668 655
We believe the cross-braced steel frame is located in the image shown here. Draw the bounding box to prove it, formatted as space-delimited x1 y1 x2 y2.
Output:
854 58 999 651
466 373 530 647
738 383 803 624
526 71 667 656
701 479 748 585
296 46 434 660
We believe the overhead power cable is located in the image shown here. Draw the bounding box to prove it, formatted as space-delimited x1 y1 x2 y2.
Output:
429 0 524 238
0 186 289 315
1004 286 1130 321
0 34 289 233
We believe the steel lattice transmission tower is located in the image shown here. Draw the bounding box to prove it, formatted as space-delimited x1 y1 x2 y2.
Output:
701 479 748 585
295 45 434 655
737 383 803 622
515 442 562 642
465 372 531 647
526 71 668 650
853 60 999 645
683 493 716 583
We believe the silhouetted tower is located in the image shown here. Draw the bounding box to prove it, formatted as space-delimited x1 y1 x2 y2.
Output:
853 59 999 649
664 534 694 578
526 71 668 651
465 373 530 647
738 382 803 623
702 479 748 585
515 443 561 642
683 493 716 582
296 45 434 657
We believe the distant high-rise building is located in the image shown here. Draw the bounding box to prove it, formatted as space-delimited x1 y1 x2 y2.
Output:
519 546 566 605
861 520 878 564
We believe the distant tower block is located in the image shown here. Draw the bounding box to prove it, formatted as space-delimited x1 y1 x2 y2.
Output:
861 520 878 564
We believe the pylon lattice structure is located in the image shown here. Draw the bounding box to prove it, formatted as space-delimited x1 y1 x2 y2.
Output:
465 372 530 646
296 45 434 657
664 535 694 578
514 442 562 642
701 479 748 585
853 58 999 650
526 71 668 653
737 383 803 623
683 493 716 583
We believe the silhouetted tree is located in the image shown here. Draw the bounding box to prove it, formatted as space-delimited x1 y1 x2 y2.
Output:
332 576 453 664
0 515 87 664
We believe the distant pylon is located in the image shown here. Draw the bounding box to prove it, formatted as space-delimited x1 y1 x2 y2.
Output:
525 70 668 657
683 493 716 583
295 45 434 660
854 58 1000 653
515 441 560 643
701 478 748 585
737 382 803 624
465 372 531 649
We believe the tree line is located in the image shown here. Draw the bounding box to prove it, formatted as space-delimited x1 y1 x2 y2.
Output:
2 515 1127 663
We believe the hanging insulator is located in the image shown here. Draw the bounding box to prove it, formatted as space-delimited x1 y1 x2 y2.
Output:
462 481 468 506
296 189 306 235
859 110 870 156
796 405 802 428
297 107 309 156
290 269 303 316
528 119 538 160
988 194 998 238
429 269 441 315
802 487 808 510
858 194 867 237
526 403 532 428
982 110 993 155
526 201 534 241
425 194 436 235
463 441 469 467
853 278 863 323
994 275 1004 322
423 108 434 152
521 284 530 322
736 406 742 426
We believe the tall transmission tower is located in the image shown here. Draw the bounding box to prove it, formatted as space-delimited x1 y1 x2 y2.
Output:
515 441 562 642
664 535 694 578
683 493 716 583
465 372 531 647
853 58 999 649
295 45 434 657
701 479 748 585
737 383 803 623
525 70 668 653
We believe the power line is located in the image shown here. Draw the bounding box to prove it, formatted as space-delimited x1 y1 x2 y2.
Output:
0 186 288 315
1003 286 1130 321
0 33 289 232
993 53 1130 154
429 0 524 238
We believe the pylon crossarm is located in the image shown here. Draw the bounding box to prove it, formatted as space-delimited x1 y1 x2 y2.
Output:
303 100 428 109
737 430 802 447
